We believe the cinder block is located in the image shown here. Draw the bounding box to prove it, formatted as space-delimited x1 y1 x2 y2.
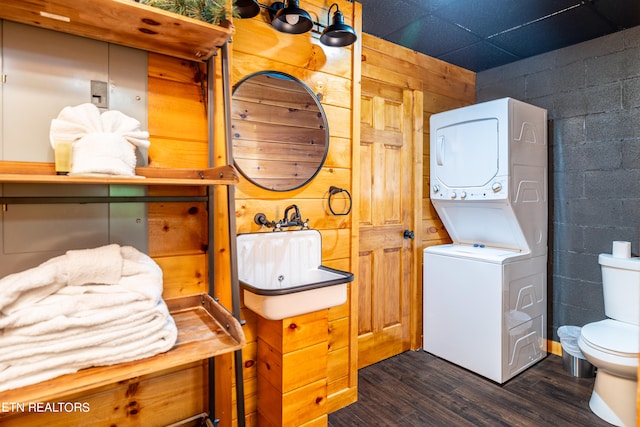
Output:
474 26 640 340
622 76 640 109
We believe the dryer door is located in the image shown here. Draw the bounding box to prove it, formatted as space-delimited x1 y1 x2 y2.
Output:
433 118 499 188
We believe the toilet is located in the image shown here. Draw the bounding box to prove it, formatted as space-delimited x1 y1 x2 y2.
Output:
577 242 639 427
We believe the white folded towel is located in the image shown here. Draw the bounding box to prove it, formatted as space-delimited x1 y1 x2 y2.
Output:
0 310 177 392
0 300 173 363
0 244 125 315
0 244 178 392
49 103 150 177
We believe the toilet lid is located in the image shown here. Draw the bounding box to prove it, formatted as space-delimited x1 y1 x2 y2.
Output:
581 319 639 356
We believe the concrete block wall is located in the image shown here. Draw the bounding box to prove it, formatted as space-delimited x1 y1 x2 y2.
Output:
476 26 640 340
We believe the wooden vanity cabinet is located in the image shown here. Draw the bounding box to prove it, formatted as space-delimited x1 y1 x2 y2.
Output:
256 310 330 426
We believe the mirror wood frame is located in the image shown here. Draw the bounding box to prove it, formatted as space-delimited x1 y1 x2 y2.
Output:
231 71 329 192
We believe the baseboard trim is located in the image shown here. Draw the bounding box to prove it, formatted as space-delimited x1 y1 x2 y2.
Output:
548 339 562 356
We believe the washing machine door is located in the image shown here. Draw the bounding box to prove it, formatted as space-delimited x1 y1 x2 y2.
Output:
432 117 499 189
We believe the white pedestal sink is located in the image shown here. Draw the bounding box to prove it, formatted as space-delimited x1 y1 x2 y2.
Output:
237 230 353 320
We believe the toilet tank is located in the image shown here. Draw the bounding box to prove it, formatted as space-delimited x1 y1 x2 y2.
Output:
599 254 640 325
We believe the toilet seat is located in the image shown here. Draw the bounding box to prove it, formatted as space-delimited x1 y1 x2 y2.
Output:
580 319 639 358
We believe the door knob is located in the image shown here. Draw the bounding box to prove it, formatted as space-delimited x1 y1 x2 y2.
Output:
403 230 415 239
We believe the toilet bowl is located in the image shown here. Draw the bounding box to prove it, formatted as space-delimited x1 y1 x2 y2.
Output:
578 320 638 426
577 245 640 427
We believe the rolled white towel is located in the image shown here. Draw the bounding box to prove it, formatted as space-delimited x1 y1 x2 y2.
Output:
49 103 150 177
49 103 103 144
71 132 138 176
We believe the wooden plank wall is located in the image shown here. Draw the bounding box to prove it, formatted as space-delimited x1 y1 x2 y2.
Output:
229 1 361 424
360 34 476 348
2 9 477 427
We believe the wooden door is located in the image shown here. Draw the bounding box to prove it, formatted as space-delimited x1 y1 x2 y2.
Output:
358 77 422 368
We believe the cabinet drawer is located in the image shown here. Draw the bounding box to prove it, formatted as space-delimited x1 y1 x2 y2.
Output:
258 310 328 353
258 377 327 427
258 340 327 393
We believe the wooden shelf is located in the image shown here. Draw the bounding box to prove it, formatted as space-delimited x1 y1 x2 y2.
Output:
0 161 239 186
0 2 244 418
0 0 234 61
0 293 245 405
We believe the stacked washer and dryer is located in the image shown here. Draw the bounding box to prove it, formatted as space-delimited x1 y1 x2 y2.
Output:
423 98 548 383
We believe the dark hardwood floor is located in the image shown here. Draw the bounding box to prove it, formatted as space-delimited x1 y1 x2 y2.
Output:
328 351 610 426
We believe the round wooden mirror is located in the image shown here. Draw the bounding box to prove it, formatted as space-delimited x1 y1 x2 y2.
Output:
231 71 329 191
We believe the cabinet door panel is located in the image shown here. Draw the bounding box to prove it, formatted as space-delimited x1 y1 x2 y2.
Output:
2 22 107 162
0 23 148 277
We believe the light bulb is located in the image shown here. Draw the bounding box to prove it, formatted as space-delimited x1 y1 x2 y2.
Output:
285 14 300 25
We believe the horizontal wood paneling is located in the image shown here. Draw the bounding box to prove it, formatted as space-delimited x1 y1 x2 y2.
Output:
0 362 206 426
147 201 208 257
328 317 349 352
235 167 351 201
231 2 359 420
148 53 206 84
362 34 475 102
154 253 207 298
147 137 208 169
328 347 350 387
231 35 352 81
325 136 352 169
147 75 208 147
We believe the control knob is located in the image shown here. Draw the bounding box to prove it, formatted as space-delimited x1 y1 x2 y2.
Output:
432 184 440 194
460 191 467 199
491 182 502 193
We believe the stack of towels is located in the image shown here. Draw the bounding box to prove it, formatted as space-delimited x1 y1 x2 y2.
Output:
49 103 151 177
0 244 178 392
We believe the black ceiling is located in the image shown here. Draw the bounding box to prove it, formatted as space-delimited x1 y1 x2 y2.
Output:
359 0 640 72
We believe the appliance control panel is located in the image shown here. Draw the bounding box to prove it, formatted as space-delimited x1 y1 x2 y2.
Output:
431 180 507 200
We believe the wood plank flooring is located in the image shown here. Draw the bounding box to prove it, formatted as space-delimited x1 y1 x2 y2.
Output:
328 351 610 426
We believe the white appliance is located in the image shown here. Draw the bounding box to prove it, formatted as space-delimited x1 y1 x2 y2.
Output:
423 98 548 383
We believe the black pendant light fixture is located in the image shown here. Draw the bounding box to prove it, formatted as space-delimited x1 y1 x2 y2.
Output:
236 0 261 19
320 3 357 47
269 0 313 34
237 1 358 48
